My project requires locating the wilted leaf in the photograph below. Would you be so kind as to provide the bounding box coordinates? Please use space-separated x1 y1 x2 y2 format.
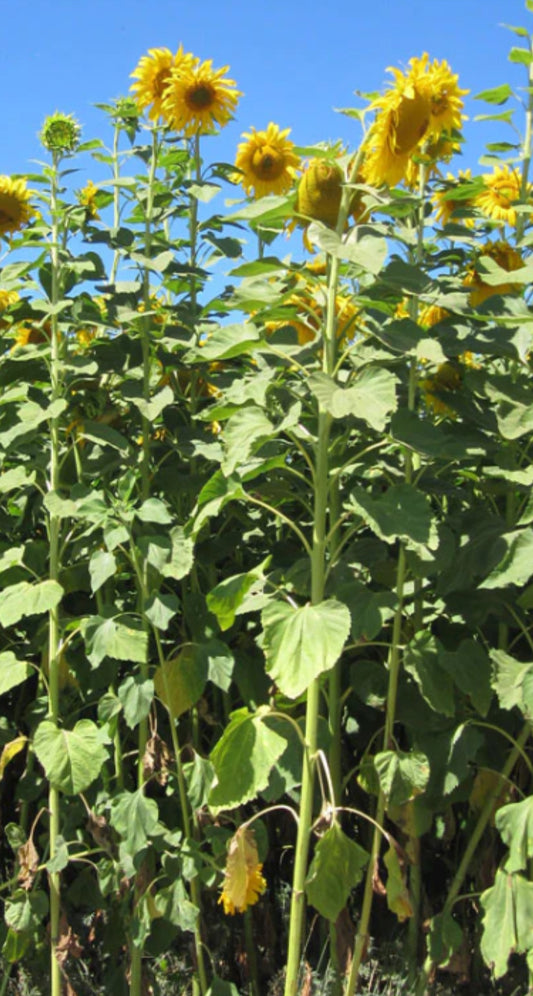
305 824 368 921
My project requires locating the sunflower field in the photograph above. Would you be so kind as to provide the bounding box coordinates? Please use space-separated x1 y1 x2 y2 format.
2 12 533 996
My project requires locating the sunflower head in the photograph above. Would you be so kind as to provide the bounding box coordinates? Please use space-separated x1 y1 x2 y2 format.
464 240 524 306
295 159 344 227
78 180 100 220
218 827 266 916
475 164 527 228
130 46 195 124
0 176 35 239
162 58 241 136
234 123 300 198
40 112 81 155
415 54 468 139
0 289 19 311
432 169 477 227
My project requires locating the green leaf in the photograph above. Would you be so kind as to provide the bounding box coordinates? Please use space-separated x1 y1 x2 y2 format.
309 367 397 431
427 912 464 968
307 226 387 275
261 599 351 699
335 579 397 641
162 526 194 580
117 676 154 729
110 789 159 857
154 647 208 718
496 798 533 874
474 83 513 104
404 632 455 716
221 406 274 476
46 835 70 873
439 640 492 716
88 549 116 593
305 824 368 921
83 615 148 667
481 528 533 589
0 580 63 627
187 324 261 362
33 719 108 794
0 653 31 695
207 559 270 630
373 750 430 807
490 648 533 717
348 484 434 546
4 889 48 932
184 752 216 809
206 979 240 996
509 46 533 64
155 878 198 931
136 497 173 524
202 640 234 691
481 869 533 978
145 592 179 631
3 927 31 964
209 708 287 814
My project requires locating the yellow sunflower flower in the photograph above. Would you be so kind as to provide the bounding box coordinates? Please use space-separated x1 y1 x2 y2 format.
475 164 527 228
416 54 468 139
218 827 266 916
0 176 34 238
362 54 466 189
432 169 476 227
421 360 462 417
79 180 100 220
130 46 195 123
234 123 300 198
419 303 450 328
464 240 524 306
162 58 241 136
0 289 19 311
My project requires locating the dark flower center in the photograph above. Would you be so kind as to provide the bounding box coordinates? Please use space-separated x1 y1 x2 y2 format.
187 83 215 109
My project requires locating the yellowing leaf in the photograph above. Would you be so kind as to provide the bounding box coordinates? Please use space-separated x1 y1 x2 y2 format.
0 737 28 780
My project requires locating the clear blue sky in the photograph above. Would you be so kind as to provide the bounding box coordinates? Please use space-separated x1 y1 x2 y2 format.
1 0 531 181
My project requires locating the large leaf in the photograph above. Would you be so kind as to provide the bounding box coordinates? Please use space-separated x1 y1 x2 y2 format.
0 653 31 696
261 599 351 699
88 550 116 593
481 869 533 978
109 789 159 857
207 559 270 630
154 647 208 718
495 798 533 873
403 632 455 716
0 580 63 627
33 720 108 794
348 484 434 546
490 648 533 717
221 406 274 476
373 750 430 807
83 615 148 668
481 527 533 589
305 824 368 921
209 708 288 814
439 640 492 716
186 323 261 362
309 367 397 431
117 676 154 729
427 912 464 968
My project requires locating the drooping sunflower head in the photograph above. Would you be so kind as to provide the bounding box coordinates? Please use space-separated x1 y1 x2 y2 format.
464 239 524 306
40 112 81 155
234 123 300 198
0 176 35 239
295 159 344 228
362 68 431 187
415 54 468 139
130 46 195 123
475 164 527 228
218 827 266 916
162 58 241 136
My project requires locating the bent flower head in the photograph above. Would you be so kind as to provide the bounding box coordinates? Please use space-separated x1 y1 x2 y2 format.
219 826 266 915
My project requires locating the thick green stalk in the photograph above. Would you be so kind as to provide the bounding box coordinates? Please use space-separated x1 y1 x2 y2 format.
130 126 158 996
516 33 533 247
110 120 121 285
47 150 64 996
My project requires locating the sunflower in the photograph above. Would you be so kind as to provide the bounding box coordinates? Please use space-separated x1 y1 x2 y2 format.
162 58 241 136
416 54 468 139
79 180 100 220
265 271 362 346
219 827 266 916
0 176 34 238
234 123 300 198
130 46 195 123
432 169 477 227
40 112 81 155
362 54 466 189
464 240 524 306
0 289 19 311
475 164 526 228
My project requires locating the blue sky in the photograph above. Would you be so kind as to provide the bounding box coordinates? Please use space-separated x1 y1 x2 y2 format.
2 0 531 179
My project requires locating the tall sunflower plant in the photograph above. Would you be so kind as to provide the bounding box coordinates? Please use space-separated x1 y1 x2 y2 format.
1 18 533 996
